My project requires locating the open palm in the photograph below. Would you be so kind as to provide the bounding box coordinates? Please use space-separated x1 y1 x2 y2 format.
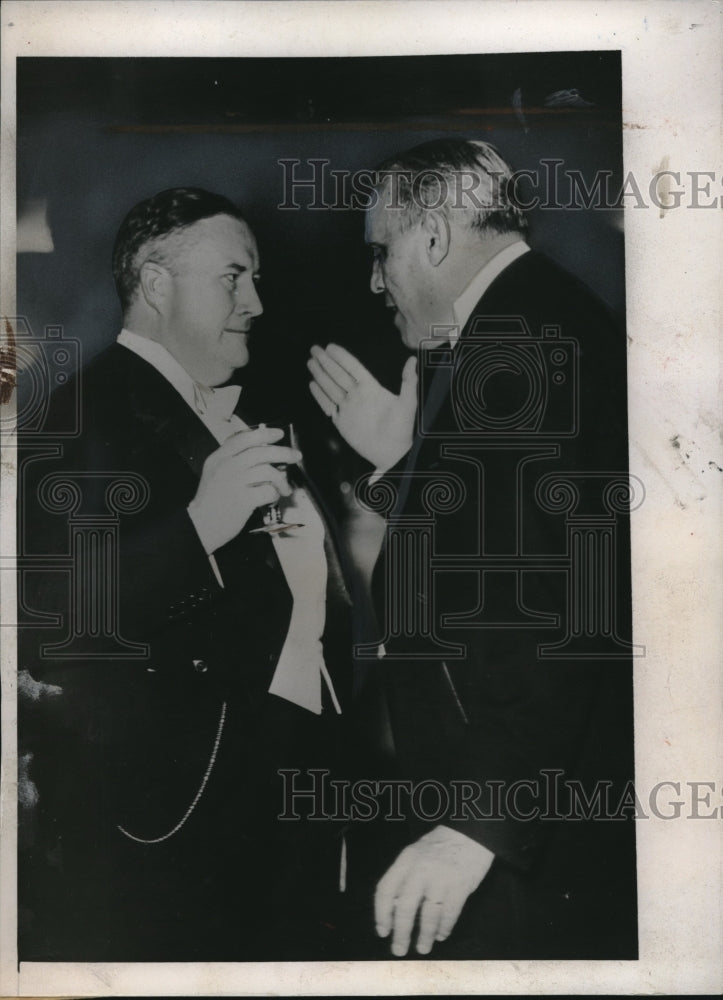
308 343 418 470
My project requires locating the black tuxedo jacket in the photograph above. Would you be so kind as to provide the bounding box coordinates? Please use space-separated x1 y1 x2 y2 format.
371 251 637 958
18 343 351 960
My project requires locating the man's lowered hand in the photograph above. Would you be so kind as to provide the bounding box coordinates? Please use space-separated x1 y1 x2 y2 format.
374 825 494 957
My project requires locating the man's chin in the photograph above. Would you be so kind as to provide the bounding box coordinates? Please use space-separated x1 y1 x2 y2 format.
222 333 250 369
229 351 250 373
394 313 411 346
398 322 423 351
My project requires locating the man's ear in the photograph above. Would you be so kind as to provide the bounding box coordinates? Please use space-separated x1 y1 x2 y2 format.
138 261 171 313
421 211 451 266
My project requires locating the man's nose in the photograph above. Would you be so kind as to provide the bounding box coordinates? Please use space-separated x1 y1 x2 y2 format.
370 258 385 295
238 282 263 317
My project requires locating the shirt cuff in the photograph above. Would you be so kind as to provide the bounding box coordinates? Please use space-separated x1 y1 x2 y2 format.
207 553 224 588
187 503 225 588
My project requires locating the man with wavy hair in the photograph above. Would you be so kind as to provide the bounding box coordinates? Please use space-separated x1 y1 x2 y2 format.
19 188 350 961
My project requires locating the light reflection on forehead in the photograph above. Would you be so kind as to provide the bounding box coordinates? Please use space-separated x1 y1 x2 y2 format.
172 215 259 273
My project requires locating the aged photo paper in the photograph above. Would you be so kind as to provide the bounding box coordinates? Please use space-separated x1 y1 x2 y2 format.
1 1 721 996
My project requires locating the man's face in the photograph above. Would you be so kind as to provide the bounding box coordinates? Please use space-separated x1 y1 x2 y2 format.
160 214 263 385
365 198 444 350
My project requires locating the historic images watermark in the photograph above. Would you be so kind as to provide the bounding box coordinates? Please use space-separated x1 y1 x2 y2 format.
277 158 723 212
4 317 151 659
353 323 644 663
279 769 723 823
274 158 654 666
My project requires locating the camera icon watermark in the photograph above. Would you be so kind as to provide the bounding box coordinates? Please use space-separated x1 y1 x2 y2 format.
417 317 579 439
1 317 81 439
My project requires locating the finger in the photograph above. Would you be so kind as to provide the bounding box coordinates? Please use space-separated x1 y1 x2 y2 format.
308 346 357 393
243 464 292 495
415 895 445 955
308 379 338 420
389 875 425 957
435 887 470 942
237 444 301 468
374 850 414 936
323 343 374 384
248 482 281 509
213 425 285 458
307 357 348 406
217 445 300 476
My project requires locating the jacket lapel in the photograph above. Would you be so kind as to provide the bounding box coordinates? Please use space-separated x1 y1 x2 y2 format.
118 343 283 567
119 345 220 479
395 253 537 515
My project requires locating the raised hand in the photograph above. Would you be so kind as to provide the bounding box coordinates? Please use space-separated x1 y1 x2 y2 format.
308 343 417 470
188 425 301 554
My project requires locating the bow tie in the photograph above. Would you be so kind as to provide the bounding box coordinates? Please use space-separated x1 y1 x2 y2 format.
192 381 242 423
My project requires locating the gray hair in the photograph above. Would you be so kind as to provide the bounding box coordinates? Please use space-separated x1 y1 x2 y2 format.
373 137 527 237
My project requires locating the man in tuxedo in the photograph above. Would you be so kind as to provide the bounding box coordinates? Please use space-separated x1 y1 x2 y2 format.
19 188 350 961
308 139 637 959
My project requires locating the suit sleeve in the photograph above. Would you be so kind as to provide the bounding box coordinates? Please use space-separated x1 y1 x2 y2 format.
22 394 236 654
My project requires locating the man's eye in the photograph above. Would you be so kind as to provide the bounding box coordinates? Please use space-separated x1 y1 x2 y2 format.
224 273 240 287
372 247 386 263
252 273 261 285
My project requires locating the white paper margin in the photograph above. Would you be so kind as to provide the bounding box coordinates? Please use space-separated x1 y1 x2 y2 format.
1 1 721 995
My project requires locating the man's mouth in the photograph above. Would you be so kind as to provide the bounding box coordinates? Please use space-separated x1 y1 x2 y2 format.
385 301 401 323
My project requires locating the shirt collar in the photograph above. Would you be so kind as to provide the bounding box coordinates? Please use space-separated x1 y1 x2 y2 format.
117 328 241 417
450 241 530 347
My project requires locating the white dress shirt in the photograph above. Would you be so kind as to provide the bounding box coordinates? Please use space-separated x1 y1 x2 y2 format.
450 240 530 347
117 329 340 715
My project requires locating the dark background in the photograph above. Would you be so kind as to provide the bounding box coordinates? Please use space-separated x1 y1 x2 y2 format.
17 53 625 501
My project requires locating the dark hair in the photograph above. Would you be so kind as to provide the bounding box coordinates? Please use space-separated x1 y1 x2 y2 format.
374 137 527 238
112 187 247 312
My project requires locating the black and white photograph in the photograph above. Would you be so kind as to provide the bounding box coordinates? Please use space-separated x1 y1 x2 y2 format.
1 1 720 996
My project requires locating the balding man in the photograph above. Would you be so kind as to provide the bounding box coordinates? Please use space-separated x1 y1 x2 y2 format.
309 139 636 960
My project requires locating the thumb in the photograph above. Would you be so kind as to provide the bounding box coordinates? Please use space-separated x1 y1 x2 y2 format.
399 355 418 407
